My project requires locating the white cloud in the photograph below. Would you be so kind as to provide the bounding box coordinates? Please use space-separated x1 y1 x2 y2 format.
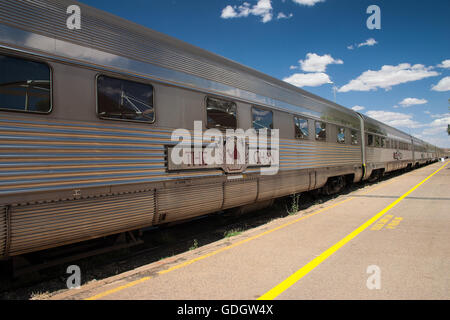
358 38 377 48
422 117 450 135
365 110 422 129
398 98 428 107
251 0 273 22
283 72 332 87
298 53 343 72
277 12 293 19
289 65 298 70
429 116 450 128
292 0 325 6
220 0 273 23
437 59 450 69
430 112 450 119
221 5 240 19
418 113 450 147
347 38 377 50
352 106 365 111
431 76 450 92
339 63 439 92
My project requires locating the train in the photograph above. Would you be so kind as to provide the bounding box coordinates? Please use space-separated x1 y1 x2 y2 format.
0 0 447 260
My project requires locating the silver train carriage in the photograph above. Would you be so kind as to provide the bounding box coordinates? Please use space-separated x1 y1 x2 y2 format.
0 0 443 259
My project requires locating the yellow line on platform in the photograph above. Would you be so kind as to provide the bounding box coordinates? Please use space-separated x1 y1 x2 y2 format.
85 276 151 300
85 163 444 300
258 161 448 300
84 197 354 300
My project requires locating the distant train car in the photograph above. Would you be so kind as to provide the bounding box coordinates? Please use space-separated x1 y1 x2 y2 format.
0 0 440 260
358 114 415 181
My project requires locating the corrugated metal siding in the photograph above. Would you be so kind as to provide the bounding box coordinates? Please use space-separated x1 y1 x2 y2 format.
0 117 364 197
8 191 155 256
278 140 361 170
157 183 223 223
0 206 6 257
366 148 413 164
258 172 310 201
0 117 223 196
223 179 257 209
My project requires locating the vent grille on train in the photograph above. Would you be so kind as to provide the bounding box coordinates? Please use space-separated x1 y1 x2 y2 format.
0 206 6 258
8 192 155 256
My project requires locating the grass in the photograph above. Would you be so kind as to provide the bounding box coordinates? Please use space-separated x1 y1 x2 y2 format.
286 193 301 215
223 228 242 238
189 239 199 251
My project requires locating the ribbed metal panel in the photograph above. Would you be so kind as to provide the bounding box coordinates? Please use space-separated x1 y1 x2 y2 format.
278 140 362 170
0 206 6 257
8 192 155 256
258 172 310 201
157 183 223 223
366 148 413 164
0 116 223 196
0 117 365 197
223 180 257 209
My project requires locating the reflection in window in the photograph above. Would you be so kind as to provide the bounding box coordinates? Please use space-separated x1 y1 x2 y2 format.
368 134 374 146
351 130 358 145
206 97 237 130
315 121 326 141
97 75 154 123
252 107 273 130
374 136 380 147
337 127 345 144
0 55 51 113
381 137 386 148
294 116 309 139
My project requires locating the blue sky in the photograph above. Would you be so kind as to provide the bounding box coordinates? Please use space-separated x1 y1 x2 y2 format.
79 0 450 147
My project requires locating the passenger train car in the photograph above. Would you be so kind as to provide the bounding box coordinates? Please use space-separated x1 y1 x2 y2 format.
0 0 445 260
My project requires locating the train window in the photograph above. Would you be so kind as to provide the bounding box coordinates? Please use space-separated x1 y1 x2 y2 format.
351 130 358 145
252 107 273 130
386 139 391 149
374 136 381 147
206 96 237 130
294 116 309 139
368 134 374 146
381 137 386 148
315 121 326 141
0 55 51 113
97 75 154 123
337 127 345 144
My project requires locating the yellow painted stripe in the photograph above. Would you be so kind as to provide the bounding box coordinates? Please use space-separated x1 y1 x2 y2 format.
84 277 152 300
258 161 448 300
84 163 439 300
85 197 354 300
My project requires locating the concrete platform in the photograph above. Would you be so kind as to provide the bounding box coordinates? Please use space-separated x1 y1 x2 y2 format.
52 161 450 300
